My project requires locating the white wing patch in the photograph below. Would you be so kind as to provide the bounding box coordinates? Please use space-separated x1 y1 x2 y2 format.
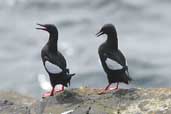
105 58 123 70
45 61 62 74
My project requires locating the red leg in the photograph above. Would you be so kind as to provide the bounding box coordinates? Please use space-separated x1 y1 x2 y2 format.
104 84 111 90
108 82 119 90
50 87 55 96
42 85 65 98
98 84 111 95
61 85 64 91
98 83 119 95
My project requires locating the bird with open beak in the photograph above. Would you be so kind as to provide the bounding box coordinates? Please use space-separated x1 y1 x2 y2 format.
36 23 75 98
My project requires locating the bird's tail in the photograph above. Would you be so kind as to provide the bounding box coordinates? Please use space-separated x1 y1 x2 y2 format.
68 73 76 77
65 68 76 77
38 74 51 91
67 73 76 86
124 68 132 84
126 70 132 81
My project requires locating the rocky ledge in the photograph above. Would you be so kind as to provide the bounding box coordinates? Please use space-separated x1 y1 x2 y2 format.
0 88 171 114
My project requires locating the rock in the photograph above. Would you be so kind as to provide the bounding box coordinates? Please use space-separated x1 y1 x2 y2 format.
0 91 35 114
1 88 171 114
36 88 171 114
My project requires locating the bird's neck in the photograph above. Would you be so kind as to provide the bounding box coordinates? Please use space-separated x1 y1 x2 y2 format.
106 33 118 50
48 34 58 52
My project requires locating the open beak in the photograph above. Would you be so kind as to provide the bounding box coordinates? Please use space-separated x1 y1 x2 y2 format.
96 30 104 37
36 23 47 31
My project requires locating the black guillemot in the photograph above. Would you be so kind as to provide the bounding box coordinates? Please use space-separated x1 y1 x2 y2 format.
96 24 132 94
36 24 75 98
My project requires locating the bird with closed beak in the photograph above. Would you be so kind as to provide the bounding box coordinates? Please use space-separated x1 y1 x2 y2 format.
96 24 131 94
36 24 75 98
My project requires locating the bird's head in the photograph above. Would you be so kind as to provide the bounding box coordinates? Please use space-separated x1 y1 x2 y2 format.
96 24 117 37
36 24 58 35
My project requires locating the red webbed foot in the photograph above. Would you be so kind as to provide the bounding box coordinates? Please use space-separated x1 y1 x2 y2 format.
42 91 53 98
98 83 119 95
42 86 65 98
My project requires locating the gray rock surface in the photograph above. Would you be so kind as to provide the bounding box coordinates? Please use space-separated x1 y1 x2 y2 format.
0 91 35 114
0 88 171 114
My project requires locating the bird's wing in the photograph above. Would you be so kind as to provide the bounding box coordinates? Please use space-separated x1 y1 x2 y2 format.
45 61 63 74
107 50 127 65
57 52 67 69
105 58 123 70
103 50 127 70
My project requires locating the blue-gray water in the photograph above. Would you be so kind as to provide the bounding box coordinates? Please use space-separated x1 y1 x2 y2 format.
0 0 171 98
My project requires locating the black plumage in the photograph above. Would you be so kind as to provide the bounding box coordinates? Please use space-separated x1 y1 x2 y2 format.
96 24 131 94
36 24 75 97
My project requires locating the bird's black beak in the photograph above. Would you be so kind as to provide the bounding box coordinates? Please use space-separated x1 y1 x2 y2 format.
36 23 47 31
96 30 104 37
